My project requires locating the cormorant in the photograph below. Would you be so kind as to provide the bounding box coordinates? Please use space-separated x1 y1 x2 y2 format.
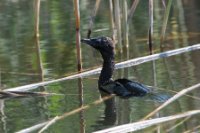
81 36 150 98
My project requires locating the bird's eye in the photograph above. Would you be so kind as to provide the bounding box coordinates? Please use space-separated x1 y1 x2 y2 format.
102 38 107 43
97 39 102 44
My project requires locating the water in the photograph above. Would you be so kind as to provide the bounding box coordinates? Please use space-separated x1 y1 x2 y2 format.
0 0 200 133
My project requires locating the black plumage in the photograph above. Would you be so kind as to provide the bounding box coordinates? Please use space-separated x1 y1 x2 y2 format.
81 36 150 98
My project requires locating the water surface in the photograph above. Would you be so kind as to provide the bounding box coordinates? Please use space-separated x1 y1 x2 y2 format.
0 0 200 132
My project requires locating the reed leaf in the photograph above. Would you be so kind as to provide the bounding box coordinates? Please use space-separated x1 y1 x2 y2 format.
166 117 190 132
93 110 200 133
184 124 200 133
16 95 114 133
160 0 173 47
143 83 200 120
0 91 63 98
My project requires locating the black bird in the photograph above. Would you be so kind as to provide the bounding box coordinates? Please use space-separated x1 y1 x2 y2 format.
81 36 150 98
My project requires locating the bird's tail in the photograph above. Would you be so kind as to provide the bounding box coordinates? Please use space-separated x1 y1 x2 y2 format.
145 86 171 103
147 92 171 103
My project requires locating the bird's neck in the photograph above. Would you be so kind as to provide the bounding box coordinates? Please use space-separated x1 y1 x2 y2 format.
99 57 115 86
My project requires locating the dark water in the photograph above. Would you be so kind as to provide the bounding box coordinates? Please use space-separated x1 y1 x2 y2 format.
0 0 200 133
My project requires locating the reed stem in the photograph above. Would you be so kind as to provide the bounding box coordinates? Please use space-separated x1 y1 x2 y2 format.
34 0 43 81
148 0 154 54
73 2 85 133
73 0 82 72
34 0 41 37
113 0 122 53
109 0 116 40
122 0 129 49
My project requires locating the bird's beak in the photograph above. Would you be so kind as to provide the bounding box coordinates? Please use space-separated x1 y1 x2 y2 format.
81 38 93 45
81 38 99 48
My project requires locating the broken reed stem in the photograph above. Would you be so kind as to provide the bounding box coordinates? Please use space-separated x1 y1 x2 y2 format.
148 0 153 54
87 0 101 38
109 0 116 40
127 0 140 24
35 27 44 80
162 0 166 9
17 95 115 133
122 0 129 49
4 43 200 92
113 0 122 53
0 91 63 99
0 91 20 97
34 0 41 37
34 0 43 79
142 83 200 120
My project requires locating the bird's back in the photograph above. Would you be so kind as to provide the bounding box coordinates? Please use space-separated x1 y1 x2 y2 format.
115 79 151 96
100 79 151 98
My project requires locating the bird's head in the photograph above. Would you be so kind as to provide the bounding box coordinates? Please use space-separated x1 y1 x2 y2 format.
81 36 115 60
